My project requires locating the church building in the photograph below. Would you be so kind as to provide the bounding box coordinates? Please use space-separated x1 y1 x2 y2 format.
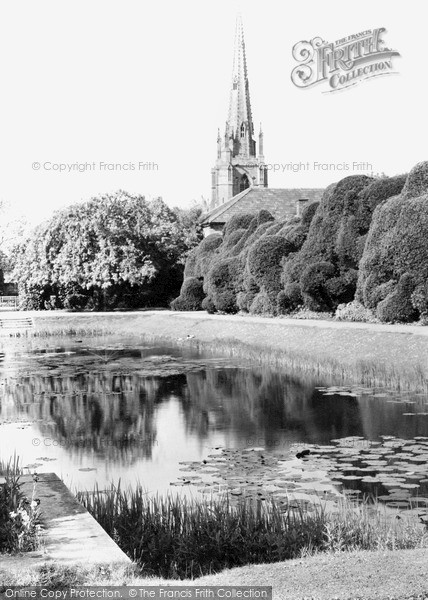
202 16 324 236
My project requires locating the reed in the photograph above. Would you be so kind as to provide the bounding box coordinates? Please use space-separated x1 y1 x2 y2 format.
78 485 428 579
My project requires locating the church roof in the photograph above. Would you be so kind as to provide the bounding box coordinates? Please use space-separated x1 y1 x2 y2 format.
202 187 324 226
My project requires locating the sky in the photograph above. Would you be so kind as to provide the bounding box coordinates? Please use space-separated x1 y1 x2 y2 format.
0 0 427 226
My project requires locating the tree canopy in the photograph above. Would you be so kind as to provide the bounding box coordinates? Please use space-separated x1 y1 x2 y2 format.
14 191 203 310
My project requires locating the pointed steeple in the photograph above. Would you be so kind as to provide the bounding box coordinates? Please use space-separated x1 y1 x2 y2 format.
227 15 255 157
210 15 267 210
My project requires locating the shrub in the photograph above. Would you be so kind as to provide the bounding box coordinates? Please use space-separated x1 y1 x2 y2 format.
356 174 407 233
201 296 216 314
402 161 428 200
301 201 319 227
335 301 376 323
205 257 244 313
357 162 428 322
223 214 254 238
64 293 88 311
171 277 205 311
249 290 275 315
0 459 41 553
236 291 256 313
300 261 336 311
376 273 418 323
246 235 294 299
411 282 428 317
276 283 303 314
221 229 247 252
256 210 275 226
184 234 222 278
282 176 375 312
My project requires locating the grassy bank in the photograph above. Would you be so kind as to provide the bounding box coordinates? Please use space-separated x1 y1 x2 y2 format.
1 310 427 391
76 484 428 580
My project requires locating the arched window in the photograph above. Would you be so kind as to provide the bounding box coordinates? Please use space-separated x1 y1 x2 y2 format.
240 123 246 138
239 174 250 192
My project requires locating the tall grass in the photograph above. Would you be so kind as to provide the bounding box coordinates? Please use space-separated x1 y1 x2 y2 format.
140 333 428 392
78 485 428 579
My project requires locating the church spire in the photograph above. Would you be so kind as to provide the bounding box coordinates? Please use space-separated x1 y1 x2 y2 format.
210 15 267 210
227 15 255 156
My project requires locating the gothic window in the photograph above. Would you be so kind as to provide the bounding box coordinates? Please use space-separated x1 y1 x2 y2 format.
240 175 250 192
240 123 246 138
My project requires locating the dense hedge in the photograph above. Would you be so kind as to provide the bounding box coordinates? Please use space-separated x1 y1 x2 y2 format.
172 165 427 323
357 162 428 322
184 234 223 279
171 277 205 311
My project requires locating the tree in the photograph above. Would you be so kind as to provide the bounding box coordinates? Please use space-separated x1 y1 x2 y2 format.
13 191 193 310
0 200 29 288
172 200 206 262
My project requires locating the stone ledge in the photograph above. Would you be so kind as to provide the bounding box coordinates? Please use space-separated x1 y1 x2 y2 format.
0 473 130 568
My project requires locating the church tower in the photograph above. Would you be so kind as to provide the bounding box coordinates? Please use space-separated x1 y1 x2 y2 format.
211 15 267 208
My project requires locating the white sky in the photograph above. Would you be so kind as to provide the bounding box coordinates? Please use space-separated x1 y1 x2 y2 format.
0 0 427 225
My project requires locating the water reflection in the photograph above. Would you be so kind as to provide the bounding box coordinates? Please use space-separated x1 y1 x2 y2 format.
0 337 427 495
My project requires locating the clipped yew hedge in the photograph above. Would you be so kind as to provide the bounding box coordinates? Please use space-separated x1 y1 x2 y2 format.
357 162 428 322
172 165 426 323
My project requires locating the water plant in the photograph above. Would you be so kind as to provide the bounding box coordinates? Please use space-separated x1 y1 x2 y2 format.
0 456 42 553
78 484 428 579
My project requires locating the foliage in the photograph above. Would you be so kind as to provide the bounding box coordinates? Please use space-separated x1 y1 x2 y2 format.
171 201 205 262
376 273 418 323
172 167 418 321
184 234 222 279
0 457 41 553
78 485 428 580
223 213 254 238
357 162 428 322
170 277 205 311
335 301 377 323
246 235 294 304
0 200 29 280
204 257 244 313
13 192 194 310
277 283 303 314
249 290 276 315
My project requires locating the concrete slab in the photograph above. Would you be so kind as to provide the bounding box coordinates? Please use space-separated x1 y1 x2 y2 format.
0 473 131 568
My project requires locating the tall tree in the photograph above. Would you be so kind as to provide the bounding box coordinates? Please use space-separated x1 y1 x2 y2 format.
14 191 194 310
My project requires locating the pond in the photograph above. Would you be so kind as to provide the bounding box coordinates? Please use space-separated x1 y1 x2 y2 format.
1 335 428 514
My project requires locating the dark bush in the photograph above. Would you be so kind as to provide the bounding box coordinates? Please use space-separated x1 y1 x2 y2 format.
301 201 319 227
282 176 378 311
223 214 254 238
276 283 303 314
402 161 428 199
249 290 275 315
247 235 295 299
300 262 336 311
221 229 247 252
357 162 428 322
184 234 222 278
355 174 407 233
256 210 275 226
376 273 418 323
205 257 244 313
411 282 428 317
171 277 205 311
201 296 216 314
64 293 88 311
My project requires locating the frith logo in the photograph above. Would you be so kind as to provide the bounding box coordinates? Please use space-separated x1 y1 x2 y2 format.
291 28 400 92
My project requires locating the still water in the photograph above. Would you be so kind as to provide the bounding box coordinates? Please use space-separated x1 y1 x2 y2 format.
1 335 428 507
